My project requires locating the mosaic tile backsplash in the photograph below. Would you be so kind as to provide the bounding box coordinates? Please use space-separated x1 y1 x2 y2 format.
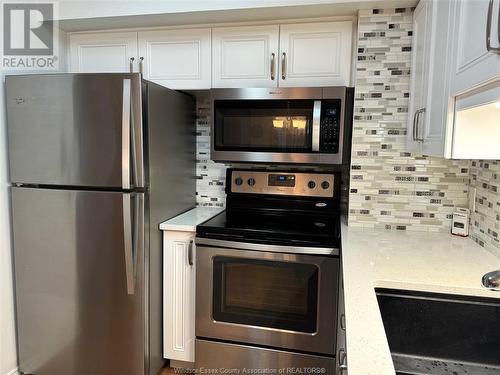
348 7 470 232
195 94 227 208
469 160 500 257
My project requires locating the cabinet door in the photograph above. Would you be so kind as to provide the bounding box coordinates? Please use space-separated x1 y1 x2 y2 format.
451 0 500 95
278 21 353 87
69 32 138 73
212 25 279 88
421 0 455 156
163 231 195 363
138 29 211 90
407 0 431 153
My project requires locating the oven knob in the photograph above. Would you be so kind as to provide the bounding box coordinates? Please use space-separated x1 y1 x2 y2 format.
308 181 316 189
321 181 330 189
248 178 256 186
235 177 243 186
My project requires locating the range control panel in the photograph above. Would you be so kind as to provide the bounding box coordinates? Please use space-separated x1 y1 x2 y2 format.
230 170 335 198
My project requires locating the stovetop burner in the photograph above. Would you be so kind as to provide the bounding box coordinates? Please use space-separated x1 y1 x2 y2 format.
196 169 341 249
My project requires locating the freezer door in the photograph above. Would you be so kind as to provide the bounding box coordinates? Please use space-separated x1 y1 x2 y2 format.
12 187 146 375
6 73 145 188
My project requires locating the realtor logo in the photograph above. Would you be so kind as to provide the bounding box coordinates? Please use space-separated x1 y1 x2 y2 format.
2 2 58 69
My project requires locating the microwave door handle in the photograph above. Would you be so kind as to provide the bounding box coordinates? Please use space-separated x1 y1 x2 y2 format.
312 100 321 152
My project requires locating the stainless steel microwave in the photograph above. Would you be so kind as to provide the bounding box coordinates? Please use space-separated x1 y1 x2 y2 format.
211 87 354 165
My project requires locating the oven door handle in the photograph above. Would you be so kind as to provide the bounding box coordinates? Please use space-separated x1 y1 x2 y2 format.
195 237 339 256
312 100 322 152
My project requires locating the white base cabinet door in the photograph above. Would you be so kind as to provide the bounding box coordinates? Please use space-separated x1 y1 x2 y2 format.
212 25 280 88
163 230 195 363
69 32 138 73
138 29 211 89
278 21 353 87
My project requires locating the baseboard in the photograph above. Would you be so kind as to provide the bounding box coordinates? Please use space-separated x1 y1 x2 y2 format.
5 368 19 375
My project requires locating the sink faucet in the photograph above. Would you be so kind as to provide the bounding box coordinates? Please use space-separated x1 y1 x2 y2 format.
482 271 500 291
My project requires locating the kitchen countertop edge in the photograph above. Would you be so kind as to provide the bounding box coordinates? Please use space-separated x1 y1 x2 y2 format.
159 207 223 232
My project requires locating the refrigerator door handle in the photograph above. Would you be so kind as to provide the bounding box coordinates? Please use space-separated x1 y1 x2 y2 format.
123 193 135 295
130 79 145 189
122 79 132 190
133 192 144 285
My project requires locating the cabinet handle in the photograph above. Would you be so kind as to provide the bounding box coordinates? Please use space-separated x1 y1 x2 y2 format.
129 57 135 73
412 110 419 142
486 0 500 53
281 52 287 80
416 108 426 142
270 53 276 80
139 57 144 75
188 240 194 266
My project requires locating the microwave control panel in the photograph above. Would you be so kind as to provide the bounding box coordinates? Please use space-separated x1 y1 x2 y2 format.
320 99 341 153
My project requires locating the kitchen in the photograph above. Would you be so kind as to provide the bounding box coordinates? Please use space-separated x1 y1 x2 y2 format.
1 1 500 375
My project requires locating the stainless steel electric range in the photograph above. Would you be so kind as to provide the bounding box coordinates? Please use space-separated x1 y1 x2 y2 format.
195 168 344 373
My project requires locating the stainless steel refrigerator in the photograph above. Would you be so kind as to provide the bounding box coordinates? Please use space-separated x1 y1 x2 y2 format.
6 73 196 375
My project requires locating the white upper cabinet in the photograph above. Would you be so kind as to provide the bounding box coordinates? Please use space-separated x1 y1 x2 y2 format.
450 0 500 95
407 0 500 159
407 0 457 157
138 28 211 89
278 21 352 87
69 32 138 73
407 0 431 153
68 20 354 89
212 21 353 88
212 25 280 88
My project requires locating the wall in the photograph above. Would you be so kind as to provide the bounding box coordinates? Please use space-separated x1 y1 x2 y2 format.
469 160 500 257
347 7 470 232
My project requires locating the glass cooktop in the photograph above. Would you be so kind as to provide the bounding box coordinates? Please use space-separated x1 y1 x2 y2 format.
196 210 340 249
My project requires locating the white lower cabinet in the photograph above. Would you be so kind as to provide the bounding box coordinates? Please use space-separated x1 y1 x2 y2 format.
163 230 196 363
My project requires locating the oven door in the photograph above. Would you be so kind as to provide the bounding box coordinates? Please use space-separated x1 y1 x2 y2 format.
196 245 339 355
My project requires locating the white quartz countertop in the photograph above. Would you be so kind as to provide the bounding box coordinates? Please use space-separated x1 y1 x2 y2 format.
159 207 223 232
341 218 500 375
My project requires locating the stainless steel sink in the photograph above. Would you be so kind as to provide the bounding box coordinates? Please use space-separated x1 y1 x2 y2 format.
376 288 500 375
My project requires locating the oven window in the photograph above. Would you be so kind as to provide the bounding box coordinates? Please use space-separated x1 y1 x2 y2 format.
212 257 319 333
214 100 314 152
